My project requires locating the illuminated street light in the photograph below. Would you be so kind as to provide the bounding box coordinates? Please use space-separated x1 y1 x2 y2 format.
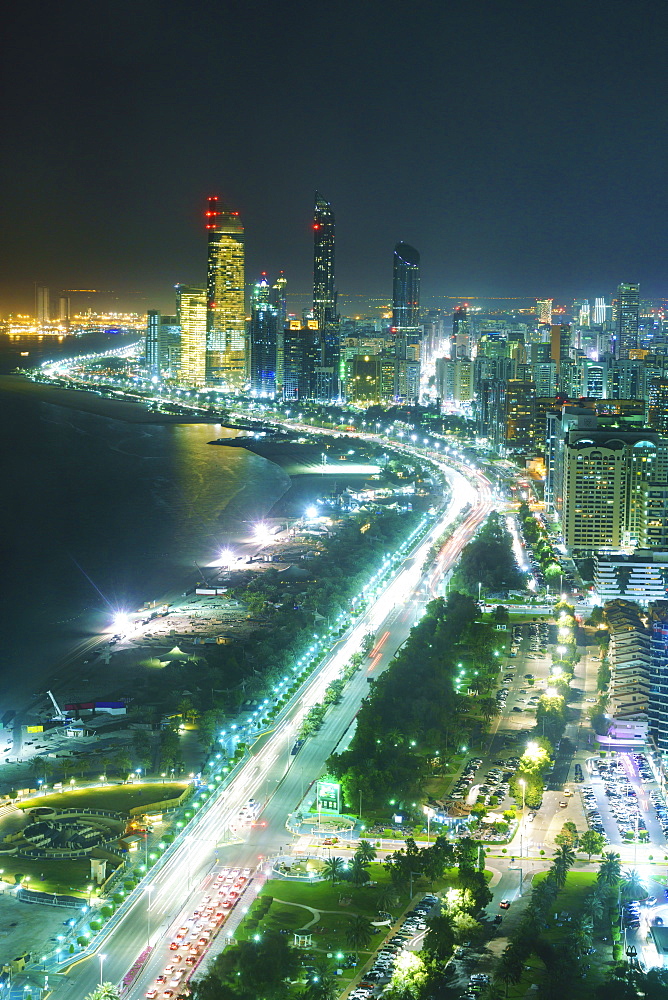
254 523 272 544
112 611 130 633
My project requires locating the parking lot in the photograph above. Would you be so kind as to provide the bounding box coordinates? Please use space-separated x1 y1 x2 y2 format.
581 752 666 849
349 894 438 1000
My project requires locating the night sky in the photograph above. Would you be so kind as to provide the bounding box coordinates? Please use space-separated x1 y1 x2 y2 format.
3 0 668 314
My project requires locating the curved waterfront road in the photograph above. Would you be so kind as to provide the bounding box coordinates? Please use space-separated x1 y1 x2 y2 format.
46 450 493 1000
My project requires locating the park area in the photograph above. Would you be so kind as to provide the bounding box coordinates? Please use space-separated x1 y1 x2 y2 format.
17 781 189 813
232 862 467 988
0 782 190 896
511 870 613 997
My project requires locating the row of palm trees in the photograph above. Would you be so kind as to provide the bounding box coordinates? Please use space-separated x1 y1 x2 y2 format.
321 839 378 888
495 849 626 998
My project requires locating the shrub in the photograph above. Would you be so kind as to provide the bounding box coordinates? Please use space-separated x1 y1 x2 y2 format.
100 906 113 918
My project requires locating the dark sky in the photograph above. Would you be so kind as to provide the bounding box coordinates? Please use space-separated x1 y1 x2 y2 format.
3 0 668 314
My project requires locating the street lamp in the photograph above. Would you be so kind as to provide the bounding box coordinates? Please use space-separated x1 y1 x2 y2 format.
98 952 106 986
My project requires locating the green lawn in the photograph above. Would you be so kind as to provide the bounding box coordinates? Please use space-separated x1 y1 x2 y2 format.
18 782 189 814
0 855 99 897
232 861 482 991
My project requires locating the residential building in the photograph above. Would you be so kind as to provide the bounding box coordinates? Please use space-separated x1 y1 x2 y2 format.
536 298 553 326
594 551 668 606
176 285 207 385
605 600 650 721
146 309 160 377
648 602 668 755
277 320 320 400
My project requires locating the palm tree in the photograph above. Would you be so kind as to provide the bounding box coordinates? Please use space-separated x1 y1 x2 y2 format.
479 698 499 725
348 855 370 887
620 868 646 902
303 960 338 1000
528 878 559 921
346 915 373 958
356 839 377 865
551 843 575 888
375 885 399 915
322 856 346 884
597 851 622 888
582 892 604 925
85 986 121 1000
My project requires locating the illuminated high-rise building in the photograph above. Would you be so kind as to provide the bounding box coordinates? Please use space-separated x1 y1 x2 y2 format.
146 309 161 377
249 273 282 396
392 242 421 335
593 297 607 325
312 193 340 398
277 320 320 400
176 284 207 385
536 298 553 325
451 304 470 358
205 195 245 387
616 281 640 359
313 192 336 328
271 271 288 330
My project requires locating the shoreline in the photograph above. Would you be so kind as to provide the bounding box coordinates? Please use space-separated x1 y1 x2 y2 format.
0 374 217 424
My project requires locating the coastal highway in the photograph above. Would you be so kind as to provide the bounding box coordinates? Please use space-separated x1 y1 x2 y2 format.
47 457 493 999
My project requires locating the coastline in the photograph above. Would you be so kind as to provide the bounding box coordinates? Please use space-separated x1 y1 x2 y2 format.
0 374 216 424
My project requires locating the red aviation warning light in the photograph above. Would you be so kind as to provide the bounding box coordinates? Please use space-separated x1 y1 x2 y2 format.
206 195 222 229
313 223 320 230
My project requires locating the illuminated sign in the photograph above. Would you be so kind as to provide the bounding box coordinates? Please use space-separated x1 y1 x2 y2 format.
316 780 341 813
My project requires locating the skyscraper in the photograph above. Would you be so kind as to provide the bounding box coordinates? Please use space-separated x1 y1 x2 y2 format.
593 297 607 325
313 192 336 328
58 295 70 324
146 309 161 377
451 304 470 359
176 285 207 385
616 281 640 359
392 242 421 337
536 298 553 326
312 193 340 398
35 285 50 323
205 195 245 387
249 273 281 396
278 320 320 400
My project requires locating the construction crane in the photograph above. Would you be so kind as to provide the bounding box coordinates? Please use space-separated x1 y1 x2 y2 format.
46 690 69 723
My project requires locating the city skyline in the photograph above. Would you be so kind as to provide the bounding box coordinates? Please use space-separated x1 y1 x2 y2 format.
4 0 668 313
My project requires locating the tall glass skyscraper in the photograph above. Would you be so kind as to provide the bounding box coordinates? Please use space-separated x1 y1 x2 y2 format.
616 281 640 359
313 192 336 328
391 242 421 364
249 273 283 396
392 243 420 331
205 195 245 387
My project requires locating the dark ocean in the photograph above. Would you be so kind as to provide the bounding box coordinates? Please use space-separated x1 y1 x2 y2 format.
0 334 290 708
